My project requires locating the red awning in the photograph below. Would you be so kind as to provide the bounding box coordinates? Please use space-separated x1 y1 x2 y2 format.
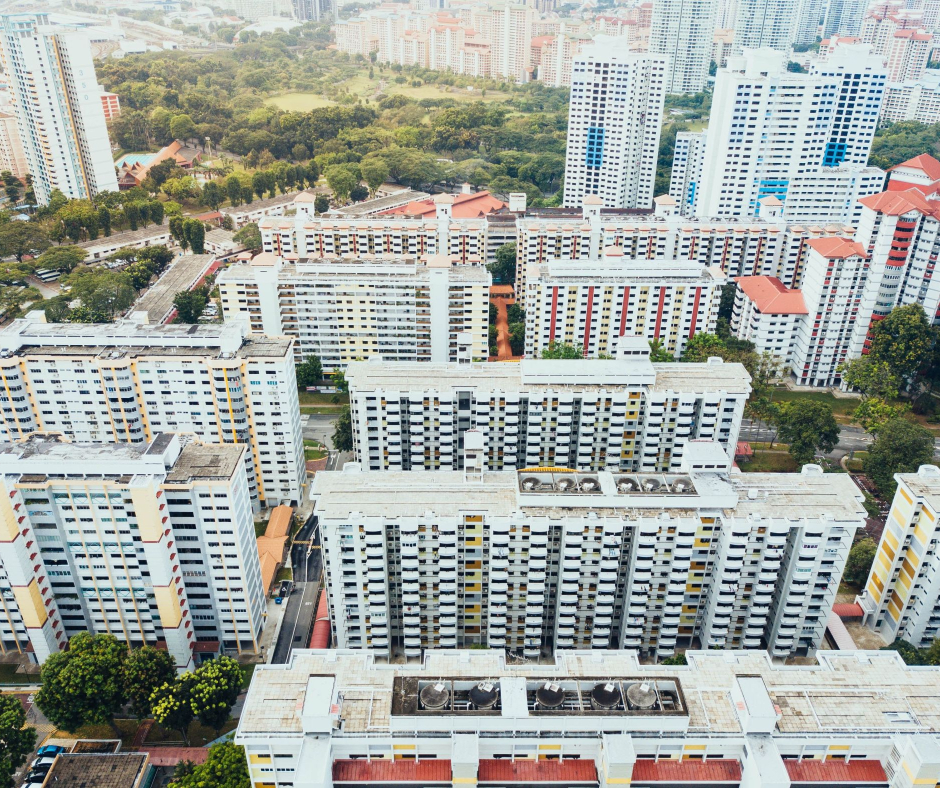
632 758 742 783
478 759 598 783
832 602 864 618
192 640 220 653
333 759 452 783
785 759 888 784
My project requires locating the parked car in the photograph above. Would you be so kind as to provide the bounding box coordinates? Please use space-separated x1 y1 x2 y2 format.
36 745 65 757
29 756 55 769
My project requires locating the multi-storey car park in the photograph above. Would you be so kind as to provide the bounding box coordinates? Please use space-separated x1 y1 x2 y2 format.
312 441 864 662
237 648 940 788
345 342 750 473
217 253 490 370
0 314 305 509
0 433 265 668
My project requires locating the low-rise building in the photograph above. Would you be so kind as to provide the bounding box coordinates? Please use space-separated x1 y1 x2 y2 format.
41 752 149 788
0 314 305 508
237 648 940 788
524 255 725 359
346 344 750 472
220 190 316 228
882 70 940 123
78 224 173 262
313 453 862 660
0 433 265 667
730 275 808 365
217 253 490 370
131 253 217 325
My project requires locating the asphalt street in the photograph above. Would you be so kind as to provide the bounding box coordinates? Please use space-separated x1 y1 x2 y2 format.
740 419 940 457
271 514 322 663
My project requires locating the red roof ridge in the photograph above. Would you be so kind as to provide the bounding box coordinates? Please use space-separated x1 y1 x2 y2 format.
784 758 887 783
889 153 940 181
734 275 808 314
806 236 869 260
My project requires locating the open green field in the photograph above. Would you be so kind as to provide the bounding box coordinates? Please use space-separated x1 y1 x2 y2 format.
740 450 799 473
265 92 337 111
768 387 859 418
340 72 513 104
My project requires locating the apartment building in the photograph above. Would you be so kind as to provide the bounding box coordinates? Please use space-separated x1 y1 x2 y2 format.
882 70 940 124
0 14 118 204
346 345 750 473
313 445 862 660
524 256 724 359
238 649 940 788
0 110 26 179
0 315 305 508
648 0 716 94
692 46 886 218
859 464 940 649
217 253 490 370
668 131 708 216
778 166 887 226
732 0 799 52
730 276 807 366
823 0 868 37
0 433 265 668
562 38 666 210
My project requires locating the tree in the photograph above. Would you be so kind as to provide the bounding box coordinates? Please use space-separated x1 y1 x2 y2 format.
324 164 358 204
775 400 840 465
360 158 389 196
226 175 245 207
350 184 368 203
648 339 675 362
151 673 198 745
173 287 209 323
169 113 197 142
867 303 935 388
122 646 176 720
202 181 224 210
333 405 353 451
541 341 583 359
35 245 86 274
168 742 250 788
314 194 330 214
0 694 35 788
183 219 205 254
853 398 911 435
63 268 136 319
233 223 262 252
681 333 726 362
0 222 49 262
864 418 936 499
35 633 128 733
296 355 323 389
190 657 242 734
661 653 687 665
844 537 877 587
488 242 516 285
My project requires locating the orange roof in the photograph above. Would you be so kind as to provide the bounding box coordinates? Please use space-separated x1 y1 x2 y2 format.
889 153 940 180
531 35 554 46
477 759 598 783
380 191 506 219
257 505 292 591
784 758 887 783
859 187 940 217
735 276 807 314
632 758 743 782
806 237 869 259
333 759 452 782
832 602 864 617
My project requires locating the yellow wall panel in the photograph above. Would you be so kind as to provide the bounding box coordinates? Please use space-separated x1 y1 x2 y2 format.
13 580 47 628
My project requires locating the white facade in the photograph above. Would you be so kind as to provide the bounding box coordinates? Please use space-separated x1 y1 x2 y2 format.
562 38 666 210
346 350 751 473
694 46 886 218
882 71 940 124
524 257 725 359
0 434 265 668
0 14 118 204
732 0 798 52
730 275 807 365
237 649 940 788
823 0 867 37
313 455 862 660
780 165 886 225
793 0 826 45
648 0 717 94
0 315 306 508
0 111 26 180
668 131 707 216
217 253 491 370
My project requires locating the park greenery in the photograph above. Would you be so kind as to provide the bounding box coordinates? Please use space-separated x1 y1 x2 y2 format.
151 656 243 743
0 695 35 788
169 741 250 788
844 537 878 588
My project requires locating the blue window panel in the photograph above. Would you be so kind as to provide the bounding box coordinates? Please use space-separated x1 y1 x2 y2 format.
585 126 605 168
823 141 847 166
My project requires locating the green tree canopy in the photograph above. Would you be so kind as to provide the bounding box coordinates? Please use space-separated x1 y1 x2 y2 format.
190 656 242 733
488 242 516 285
233 222 262 252
169 741 250 788
296 355 323 388
844 537 878 587
63 267 136 320
333 405 353 451
360 158 389 196
0 694 35 788
324 164 359 204
35 633 128 733
173 286 210 323
34 245 86 274
122 646 176 720
867 303 934 386
541 341 583 359
864 417 936 499
775 400 840 465
0 222 50 262
648 339 675 362
681 333 726 362
151 673 198 745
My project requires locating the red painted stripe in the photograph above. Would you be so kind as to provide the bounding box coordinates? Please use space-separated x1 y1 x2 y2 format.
619 286 630 336
549 286 558 344
583 286 595 356
654 286 666 340
689 287 702 339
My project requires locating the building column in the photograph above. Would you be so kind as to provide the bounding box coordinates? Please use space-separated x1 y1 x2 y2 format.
598 733 635 786
452 733 479 787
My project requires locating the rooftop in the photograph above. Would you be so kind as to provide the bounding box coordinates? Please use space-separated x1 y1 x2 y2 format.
237 649 937 738
218 257 490 283
735 276 808 314
328 190 430 217
859 188 940 218
379 190 506 219
132 254 216 324
889 153 940 181
806 236 869 259
164 442 244 484
78 222 171 250
223 190 314 215
40 753 149 788
896 465 940 512
536 258 724 283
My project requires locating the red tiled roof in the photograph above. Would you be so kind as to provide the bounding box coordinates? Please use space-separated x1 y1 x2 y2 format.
380 191 506 219
734 276 807 314
333 759 452 783
192 640 220 653
832 602 864 618
859 188 940 218
806 237 869 259
785 758 888 784
631 758 742 783
478 759 598 783
889 153 940 181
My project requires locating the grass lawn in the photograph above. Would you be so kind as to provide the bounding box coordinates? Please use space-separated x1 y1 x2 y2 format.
144 718 237 747
301 406 345 415
768 387 859 418
299 391 348 406
264 92 336 111
276 567 293 583
240 663 257 689
304 439 327 461
53 719 139 747
339 72 513 104
740 450 800 473
254 521 266 539
0 663 38 684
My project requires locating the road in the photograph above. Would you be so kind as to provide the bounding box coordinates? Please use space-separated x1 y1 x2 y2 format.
271 514 322 664
740 419 940 457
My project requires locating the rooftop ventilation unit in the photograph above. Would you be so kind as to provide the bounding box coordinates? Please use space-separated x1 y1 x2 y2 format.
535 682 565 709
671 477 694 493
639 477 662 493
590 681 622 710
469 682 499 710
616 476 639 493
626 682 657 710
579 477 600 492
555 477 576 492
521 476 541 491
419 682 450 710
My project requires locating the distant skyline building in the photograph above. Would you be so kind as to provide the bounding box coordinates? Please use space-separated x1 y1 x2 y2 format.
0 13 117 204
562 37 665 209
822 0 868 37
649 0 717 94
732 0 798 52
